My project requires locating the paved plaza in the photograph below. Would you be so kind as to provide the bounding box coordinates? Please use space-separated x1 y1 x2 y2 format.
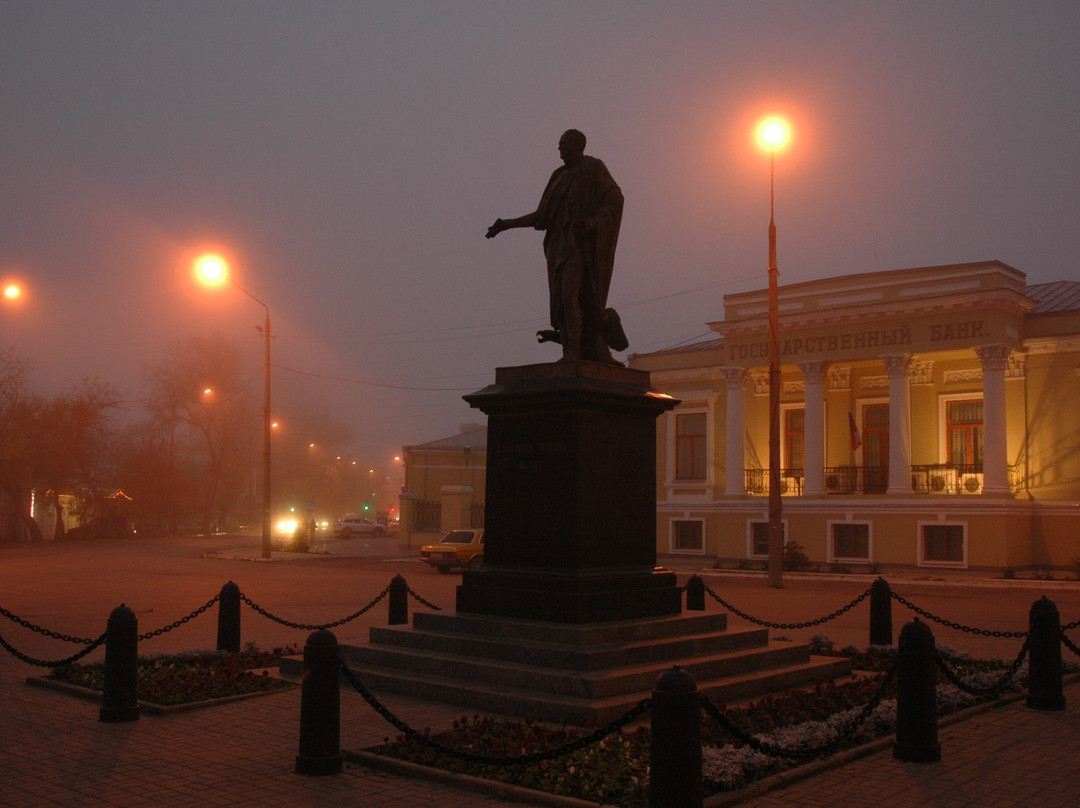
2 535 1079 807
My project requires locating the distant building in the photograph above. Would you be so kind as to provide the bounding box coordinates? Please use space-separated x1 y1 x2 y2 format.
629 261 1080 572
398 423 486 548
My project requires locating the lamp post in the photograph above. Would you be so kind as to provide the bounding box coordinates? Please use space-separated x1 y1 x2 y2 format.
194 254 273 560
757 117 791 589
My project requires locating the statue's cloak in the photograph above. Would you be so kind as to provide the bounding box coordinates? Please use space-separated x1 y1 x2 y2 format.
534 156 624 335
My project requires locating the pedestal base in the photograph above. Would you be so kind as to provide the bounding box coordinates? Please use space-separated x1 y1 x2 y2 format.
457 565 682 623
459 361 680 624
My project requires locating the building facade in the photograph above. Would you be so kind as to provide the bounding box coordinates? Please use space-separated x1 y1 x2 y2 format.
629 261 1080 572
398 423 487 549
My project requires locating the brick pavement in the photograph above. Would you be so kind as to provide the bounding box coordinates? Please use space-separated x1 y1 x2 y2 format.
2 662 1078 807
3 535 1079 807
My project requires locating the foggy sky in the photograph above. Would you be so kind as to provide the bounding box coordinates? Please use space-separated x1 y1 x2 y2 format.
2 1 1078 466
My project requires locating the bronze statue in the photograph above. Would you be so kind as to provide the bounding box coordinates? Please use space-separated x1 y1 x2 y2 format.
487 129 628 363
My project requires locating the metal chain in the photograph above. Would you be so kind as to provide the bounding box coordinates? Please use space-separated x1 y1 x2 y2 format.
890 591 1027 638
0 605 98 645
703 584 872 630
240 584 391 631
700 656 899 760
339 659 651 765
934 641 1029 696
137 594 222 641
1062 618 1080 632
1061 629 1080 658
406 586 443 611
0 632 107 668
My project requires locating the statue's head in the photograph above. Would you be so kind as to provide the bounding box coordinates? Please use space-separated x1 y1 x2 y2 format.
558 129 587 164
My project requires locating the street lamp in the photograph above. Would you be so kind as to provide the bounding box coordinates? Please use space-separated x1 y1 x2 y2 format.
194 253 273 560
756 116 791 589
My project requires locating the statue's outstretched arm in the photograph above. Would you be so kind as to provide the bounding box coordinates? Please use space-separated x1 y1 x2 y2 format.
486 211 539 239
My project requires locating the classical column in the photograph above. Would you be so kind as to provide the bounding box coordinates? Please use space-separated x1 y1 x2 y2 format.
798 361 829 496
721 367 747 495
883 354 912 495
975 344 1011 496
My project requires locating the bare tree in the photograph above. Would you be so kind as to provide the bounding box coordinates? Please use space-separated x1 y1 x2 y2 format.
0 349 120 541
145 333 255 533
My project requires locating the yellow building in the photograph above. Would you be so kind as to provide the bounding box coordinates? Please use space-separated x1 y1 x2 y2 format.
629 261 1080 573
398 423 486 549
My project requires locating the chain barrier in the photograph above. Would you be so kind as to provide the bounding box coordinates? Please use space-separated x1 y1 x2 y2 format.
0 632 107 668
240 584 391 631
702 583 872 630
934 641 1029 697
406 586 443 611
890 591 1028 639
0 605 99 645
700 655 899 760
1062 618 1080 632
338 659 651 765
1061 629 1080 659
137 594 221 641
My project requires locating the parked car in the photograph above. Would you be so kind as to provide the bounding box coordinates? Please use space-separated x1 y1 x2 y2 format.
419 529 484 573
335 515 387 537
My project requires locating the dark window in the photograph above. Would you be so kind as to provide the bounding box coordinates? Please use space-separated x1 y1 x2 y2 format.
947 399 983 467
923 524 965 563
675 413 707 480
672 520 704 552
750 521 784 556
832 523 870 559
785 408 805 470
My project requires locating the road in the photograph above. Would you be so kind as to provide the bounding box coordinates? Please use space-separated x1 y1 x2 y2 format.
2 533 1077 677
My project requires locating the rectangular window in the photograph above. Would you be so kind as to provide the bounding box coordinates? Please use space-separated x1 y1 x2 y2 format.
947 399 983 468
862 403 889 494
749 521 785 557
671 520 704 553
675 412 707 480
921 524 966 566
831 523 870 560
784 408 805 470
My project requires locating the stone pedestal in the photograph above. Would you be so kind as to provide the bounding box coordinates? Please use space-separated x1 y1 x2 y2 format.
457 361 680 623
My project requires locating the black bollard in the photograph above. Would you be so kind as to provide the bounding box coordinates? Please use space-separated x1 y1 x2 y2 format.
1026 596 1066 710
685 575 705 611
869 577 893 646
295 629 343 776
388 574 408 625
893 618 940 762
649 666 703 808
99 604 140 723
216 581 241 653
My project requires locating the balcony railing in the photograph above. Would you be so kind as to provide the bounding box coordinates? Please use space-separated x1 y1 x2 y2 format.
745 468 804 496
746 464 1023 496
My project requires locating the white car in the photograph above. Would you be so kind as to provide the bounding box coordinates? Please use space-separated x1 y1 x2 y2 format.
334 515 387 537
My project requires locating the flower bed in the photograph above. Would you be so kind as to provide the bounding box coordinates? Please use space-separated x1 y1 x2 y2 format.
369 638 1056 807
48 644 298 707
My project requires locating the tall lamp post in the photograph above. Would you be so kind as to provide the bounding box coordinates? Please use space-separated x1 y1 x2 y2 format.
757 117 791 589
194 254 273 560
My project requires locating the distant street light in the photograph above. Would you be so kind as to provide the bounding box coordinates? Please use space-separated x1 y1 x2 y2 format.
757 116 791 589
194 253 273 560
2 281 24 307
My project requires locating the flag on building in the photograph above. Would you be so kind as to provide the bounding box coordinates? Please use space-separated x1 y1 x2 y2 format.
848 410 862 450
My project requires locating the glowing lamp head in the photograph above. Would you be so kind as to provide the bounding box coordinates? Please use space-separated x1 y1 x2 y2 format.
194 254 229 287
756 117 791 152
3 283 21 301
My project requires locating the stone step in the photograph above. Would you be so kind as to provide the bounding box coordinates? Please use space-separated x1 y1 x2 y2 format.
365 620 766 672
281 654 852 727
279 608 854 726
336 639 810 700
409 609 729 645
